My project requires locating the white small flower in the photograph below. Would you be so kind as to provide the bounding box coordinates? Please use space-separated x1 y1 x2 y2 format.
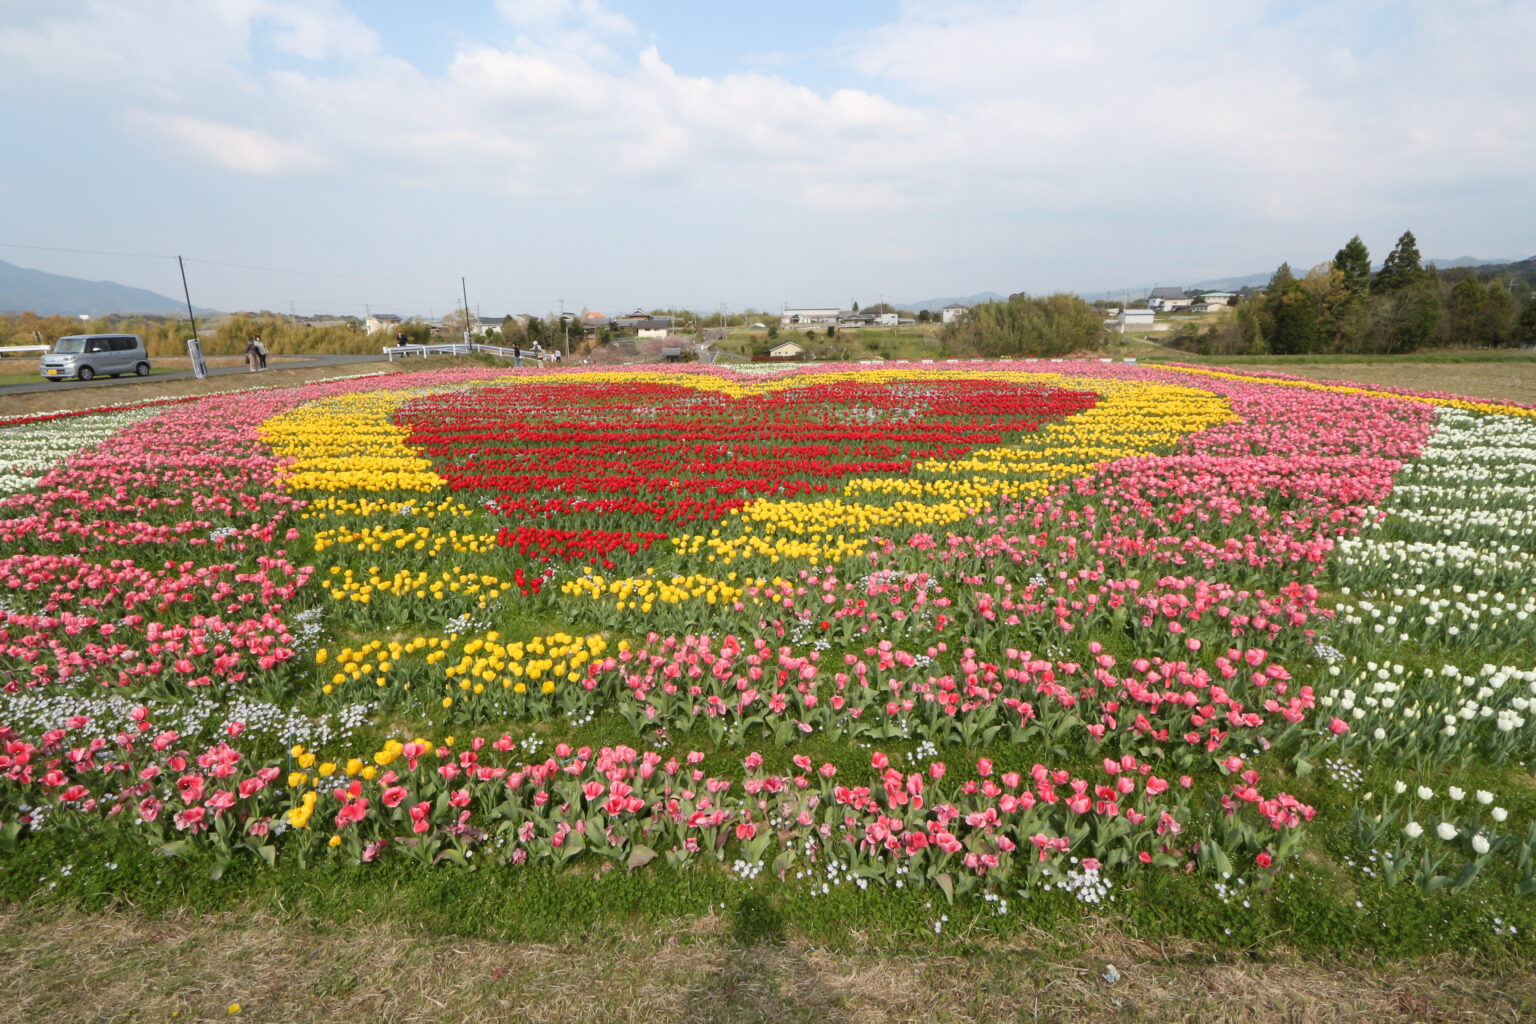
1491 807 1509 822
1417 786 1434 800
1475 790 1493 805
1448 786 1465 802
1471 834 1491 855
1436 823 1458 841
1404 821 1423 839
1393 781 1407 795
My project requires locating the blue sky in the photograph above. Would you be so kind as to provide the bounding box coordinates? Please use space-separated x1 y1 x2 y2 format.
1 0 1533 317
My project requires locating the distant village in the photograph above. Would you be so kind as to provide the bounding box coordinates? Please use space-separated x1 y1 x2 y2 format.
1101 287 1239 333
343 285 1242 365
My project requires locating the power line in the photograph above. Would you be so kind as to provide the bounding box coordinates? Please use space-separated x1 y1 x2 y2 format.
0 241 172 261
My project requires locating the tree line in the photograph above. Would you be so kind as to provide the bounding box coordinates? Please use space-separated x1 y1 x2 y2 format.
1185 232 1536 356
0 311 376 358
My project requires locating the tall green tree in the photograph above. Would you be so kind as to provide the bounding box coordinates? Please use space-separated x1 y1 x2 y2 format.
1374 230 1424 293
1236 301 1266 354
1477 284 1516 347
1272 287 1322 354
1371 280 1442 352
1334 235 1372 298
1513 298 1536 348
1445 277 1486 346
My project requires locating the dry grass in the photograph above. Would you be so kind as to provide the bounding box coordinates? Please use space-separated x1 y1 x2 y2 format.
1 905 1532 1024
1207 361 1536 406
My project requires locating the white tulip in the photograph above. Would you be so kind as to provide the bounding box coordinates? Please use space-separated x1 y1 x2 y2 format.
1492 807 1508 822
1471 834 1490 855
1475 790 1493 805
1436 823 1458 841
1447 786 1465 802
1404 821 1423 839
1417 786 1434 800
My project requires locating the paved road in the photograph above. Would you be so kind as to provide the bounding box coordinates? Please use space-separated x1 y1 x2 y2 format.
0 353 389 397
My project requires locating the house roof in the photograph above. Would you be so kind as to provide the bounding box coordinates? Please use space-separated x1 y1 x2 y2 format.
1149 287 1187 299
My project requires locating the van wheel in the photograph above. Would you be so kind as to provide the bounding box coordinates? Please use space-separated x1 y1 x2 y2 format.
135 362 150 377
77 366 95 381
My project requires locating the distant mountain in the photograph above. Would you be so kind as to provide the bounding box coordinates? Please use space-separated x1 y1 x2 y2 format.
1424 255 1523 270
1080 256 1525 301
0 258 202 316
895 291 1006 312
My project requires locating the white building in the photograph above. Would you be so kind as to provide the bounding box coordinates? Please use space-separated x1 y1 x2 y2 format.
780 308 841 328
1108 308 1157 334
941 305 968 324
1147 287 1190 312
364 313 402 335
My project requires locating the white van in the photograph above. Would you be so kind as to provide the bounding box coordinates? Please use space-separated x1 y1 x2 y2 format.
40 334 151 382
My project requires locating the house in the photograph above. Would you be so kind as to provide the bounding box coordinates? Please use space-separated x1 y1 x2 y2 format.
364 313 402 335
1198 291 1236 306
781 308 841 328
637 327 669 339
941 305 968 324
1146 287 1191 312
474 317 504 337
768 340 807 359
615 308 678 331
1108 308 1157 334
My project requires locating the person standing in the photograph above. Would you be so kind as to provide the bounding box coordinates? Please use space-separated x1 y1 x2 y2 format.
254 335 268 370
245 336 259 372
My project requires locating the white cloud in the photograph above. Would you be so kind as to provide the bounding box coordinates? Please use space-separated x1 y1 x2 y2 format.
132 112 329 175
2 0 1534 306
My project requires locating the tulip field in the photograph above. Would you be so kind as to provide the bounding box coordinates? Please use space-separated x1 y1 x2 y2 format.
2 359 1534 964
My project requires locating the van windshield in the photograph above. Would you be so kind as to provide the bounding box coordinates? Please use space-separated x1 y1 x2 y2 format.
52 338 86 354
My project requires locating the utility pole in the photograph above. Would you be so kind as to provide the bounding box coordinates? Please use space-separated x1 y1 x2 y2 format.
461 277 472 346
177 256 208 380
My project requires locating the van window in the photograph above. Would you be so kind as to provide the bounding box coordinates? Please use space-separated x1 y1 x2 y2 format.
110 337 136 351
53 338 86 354
86 339 107 353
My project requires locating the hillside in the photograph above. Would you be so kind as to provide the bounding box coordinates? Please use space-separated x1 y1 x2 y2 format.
0 258 199 316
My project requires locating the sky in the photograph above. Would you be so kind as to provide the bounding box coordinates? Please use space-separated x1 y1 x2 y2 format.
1 0 1533 317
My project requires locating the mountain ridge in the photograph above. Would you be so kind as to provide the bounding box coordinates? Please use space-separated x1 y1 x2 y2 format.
0 258 208 317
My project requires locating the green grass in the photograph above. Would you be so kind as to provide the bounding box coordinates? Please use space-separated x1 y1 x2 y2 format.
0 366 177 386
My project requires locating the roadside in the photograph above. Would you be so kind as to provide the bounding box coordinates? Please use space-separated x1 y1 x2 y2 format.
0 352 388 400
0 356 402 418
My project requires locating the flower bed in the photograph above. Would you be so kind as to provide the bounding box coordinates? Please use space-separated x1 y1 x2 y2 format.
1 361 1532 948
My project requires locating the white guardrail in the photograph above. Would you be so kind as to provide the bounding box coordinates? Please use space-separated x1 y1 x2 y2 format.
382 342 552 363
0 345 51 355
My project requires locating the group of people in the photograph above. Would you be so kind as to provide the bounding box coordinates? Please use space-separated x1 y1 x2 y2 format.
244 335 268 371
